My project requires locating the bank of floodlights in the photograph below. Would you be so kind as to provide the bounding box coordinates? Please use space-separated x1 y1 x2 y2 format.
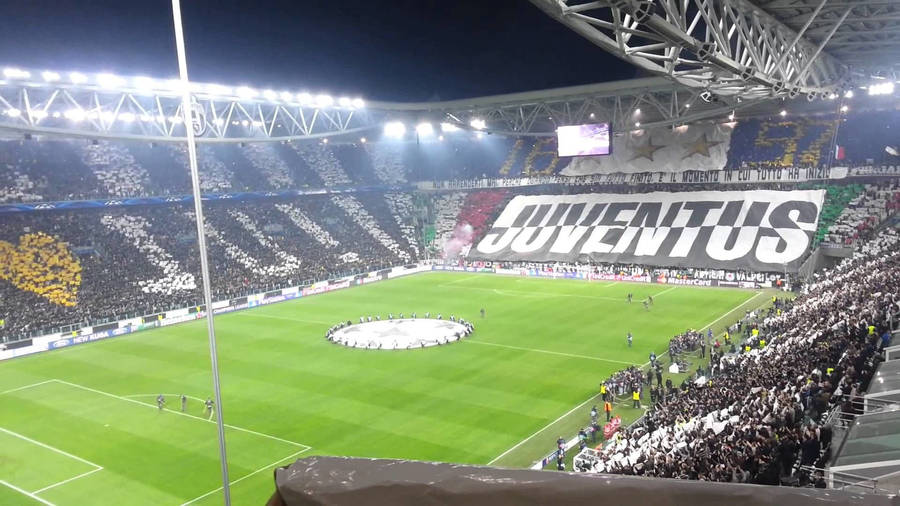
868 82 895 96
383 121 406 138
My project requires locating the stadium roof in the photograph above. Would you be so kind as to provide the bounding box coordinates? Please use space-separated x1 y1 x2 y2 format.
755 0 900 79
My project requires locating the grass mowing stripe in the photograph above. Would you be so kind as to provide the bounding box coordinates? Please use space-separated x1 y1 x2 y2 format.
1 272 765 501
52 380 311 450
0 480 56 506
232 312 335 325
465 341 636 366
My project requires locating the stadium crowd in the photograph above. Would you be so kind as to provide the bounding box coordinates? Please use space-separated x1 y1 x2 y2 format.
574 229 898 486
0 194 422 340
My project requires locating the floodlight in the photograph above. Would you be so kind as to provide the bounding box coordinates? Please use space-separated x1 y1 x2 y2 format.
840 105 849 112
241 119 250 127
828 93 838 100
262 89 277 100
86 111 99 120
779 110 787 117
133 76 156 90
634 108 641 115
279 91 294 102
322 138 329 144
416 122 434 136
100 111 115 122
469 118 486 130
139 114 152 122
684 103 691 108
844 90 854 98
3 68 30 79
65 108 86 121
52 112 61 118
440 122 460 132
438 135 444 141
32 110 48 119
476 132 484 139
635 121 640 127
169 115 183 123
360 137 367 143
6 108 21 117
236 86 258 99
213 118 225 126
868 82 895 96
589 113 595 119
41 71 60 82
251 120 264 127
69 72 88 84
383 121 406 137
119 112 135 122
156 115 166 123
297 92 313 106
316 94 334 107
352 98 365 109
97 73 125 88
338 97 352 107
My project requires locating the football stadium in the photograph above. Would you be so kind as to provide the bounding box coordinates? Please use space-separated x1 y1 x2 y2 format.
1 1 899 505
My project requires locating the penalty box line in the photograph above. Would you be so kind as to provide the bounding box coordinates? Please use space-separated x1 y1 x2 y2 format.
0 426 103 496
52 379 312 451
0 480 56 506
2 379 311 451
179 447 311 506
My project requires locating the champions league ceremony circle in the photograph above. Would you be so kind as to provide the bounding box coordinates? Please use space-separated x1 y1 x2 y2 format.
325 315 475 350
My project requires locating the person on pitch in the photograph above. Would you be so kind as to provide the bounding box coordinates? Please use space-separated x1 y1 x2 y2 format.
157 394 166 411
181 394 187 412
627 331 633 347
205 397 214 418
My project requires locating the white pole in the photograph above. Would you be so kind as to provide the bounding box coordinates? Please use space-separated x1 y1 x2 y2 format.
170 1 231 504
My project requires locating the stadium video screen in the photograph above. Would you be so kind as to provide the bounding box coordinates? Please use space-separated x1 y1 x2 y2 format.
556 123 611 157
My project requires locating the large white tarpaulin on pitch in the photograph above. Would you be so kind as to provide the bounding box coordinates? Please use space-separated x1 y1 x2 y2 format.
561 123 733 175
472 190 825 272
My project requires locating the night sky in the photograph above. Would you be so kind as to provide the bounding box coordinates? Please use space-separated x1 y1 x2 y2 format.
0 0 637 101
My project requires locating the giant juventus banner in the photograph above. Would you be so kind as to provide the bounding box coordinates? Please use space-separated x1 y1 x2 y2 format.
472 190 825 272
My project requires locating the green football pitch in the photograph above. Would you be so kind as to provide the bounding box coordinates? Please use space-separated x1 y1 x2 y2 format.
0 272 770 505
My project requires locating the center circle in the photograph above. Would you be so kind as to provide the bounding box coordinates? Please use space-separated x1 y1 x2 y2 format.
327 318 473 350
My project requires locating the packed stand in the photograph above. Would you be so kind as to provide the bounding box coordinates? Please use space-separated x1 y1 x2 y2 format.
573 229 898 486
0 193 426 341
820 182 900 246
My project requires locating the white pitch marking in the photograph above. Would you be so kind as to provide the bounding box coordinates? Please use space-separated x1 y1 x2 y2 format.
31 467 103 494
466 340 636 366
233 312 334 325
698 290 767 331
179 447 310 506
52 379 310 450
124 393 206 403
650 285 678 298
487 391 599 466
639 290 768 369
0 427 103 469
0 379 56 396
0 480 57 506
